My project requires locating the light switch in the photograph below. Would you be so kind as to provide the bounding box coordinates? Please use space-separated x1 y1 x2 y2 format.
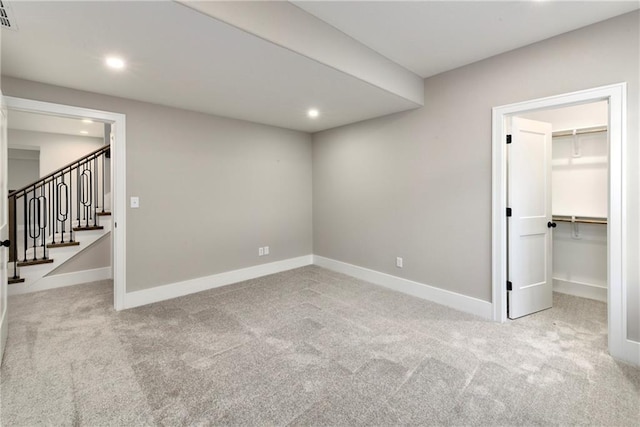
130 196 140 208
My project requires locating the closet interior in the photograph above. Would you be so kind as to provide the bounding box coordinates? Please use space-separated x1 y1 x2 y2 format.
524 101 609 304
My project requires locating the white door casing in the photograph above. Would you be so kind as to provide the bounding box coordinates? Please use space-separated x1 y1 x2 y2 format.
492 83 638 366
507 117 553 319
4 96 127 311
0 103 8 363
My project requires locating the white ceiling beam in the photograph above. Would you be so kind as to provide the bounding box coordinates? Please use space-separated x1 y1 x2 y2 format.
177 0 424 107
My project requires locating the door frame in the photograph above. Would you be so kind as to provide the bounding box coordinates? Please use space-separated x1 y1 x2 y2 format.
4 96 127 311
491 83 636 363
1 97 8 362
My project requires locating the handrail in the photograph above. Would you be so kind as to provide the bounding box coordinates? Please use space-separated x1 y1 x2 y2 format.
8 145 109 198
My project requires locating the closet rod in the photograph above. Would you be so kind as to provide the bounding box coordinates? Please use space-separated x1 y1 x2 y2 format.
552 215 607 225
552 125 608 138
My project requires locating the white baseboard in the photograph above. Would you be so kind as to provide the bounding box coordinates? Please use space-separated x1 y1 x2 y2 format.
619 339 640 366
0 305 7 366
124 255 313 309
313 255 492 319
8 267 113 296
553 278 607 303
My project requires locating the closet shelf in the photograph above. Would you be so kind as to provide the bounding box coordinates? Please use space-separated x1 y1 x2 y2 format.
552 215 607 225
552 125 607 138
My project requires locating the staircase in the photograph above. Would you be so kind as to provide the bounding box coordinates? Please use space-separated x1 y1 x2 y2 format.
7 145 111 291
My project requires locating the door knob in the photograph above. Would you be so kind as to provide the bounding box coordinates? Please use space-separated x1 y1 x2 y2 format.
547 222 557 228
0 240 9 247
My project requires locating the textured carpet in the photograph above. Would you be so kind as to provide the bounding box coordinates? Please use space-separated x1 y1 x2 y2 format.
1 266 639 426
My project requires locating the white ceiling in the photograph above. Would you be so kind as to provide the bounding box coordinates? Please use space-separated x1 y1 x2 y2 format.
8 110 104 139
2 1 638 133
2 0 417 133
294 1 640 78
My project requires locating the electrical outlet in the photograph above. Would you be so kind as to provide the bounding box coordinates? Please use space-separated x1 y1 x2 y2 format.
264 246 270 255
258 247 264 256
130 196 139 208
396 257 403 268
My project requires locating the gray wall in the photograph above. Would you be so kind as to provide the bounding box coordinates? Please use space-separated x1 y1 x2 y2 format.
8 129 103 177
312 11 639 340
2 77 313 292
8 148 39 190
47 233 111 276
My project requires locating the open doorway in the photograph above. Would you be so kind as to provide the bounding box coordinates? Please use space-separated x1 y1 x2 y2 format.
492 83 638 365
3 96 126 311
504 101 609 320
6 109 113 295
518 101 608 303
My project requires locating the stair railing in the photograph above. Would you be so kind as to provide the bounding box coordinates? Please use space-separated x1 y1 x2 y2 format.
7 145 110 283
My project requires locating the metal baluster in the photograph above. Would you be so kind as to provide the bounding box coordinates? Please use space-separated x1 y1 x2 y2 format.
61 173 65 241
31 189 38 259
38 194 47 259
76 165 80 229
80 163 88 227
49 179 54 245
80 165 92 228
68 169 73 242
57 180 69 244
94 156 98 226
52 177 57 244
67 168 74 242
80 163 85 227
80 164 85 226
83 163 88 227
22 191 27 262
61 172 67 243
102 151 105 213
28 190 39 261
9 194 18 279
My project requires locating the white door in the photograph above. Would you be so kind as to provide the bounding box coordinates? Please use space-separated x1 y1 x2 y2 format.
0 104 8 362
508 117 553 319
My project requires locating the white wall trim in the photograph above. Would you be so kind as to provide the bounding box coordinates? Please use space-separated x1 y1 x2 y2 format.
124 255 313 309
0 302 7 366
553 278 607 303
8 267 112 296
125 253 493 319
313 255 493 319
491 83 636 365
623 339 640 366
3 96 126 311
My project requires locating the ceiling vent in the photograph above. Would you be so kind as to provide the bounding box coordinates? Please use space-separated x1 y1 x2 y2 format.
0 0 17 31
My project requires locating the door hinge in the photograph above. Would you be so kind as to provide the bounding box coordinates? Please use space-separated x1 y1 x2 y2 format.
506 207 512 217
506 281 512 291
506 134 512 144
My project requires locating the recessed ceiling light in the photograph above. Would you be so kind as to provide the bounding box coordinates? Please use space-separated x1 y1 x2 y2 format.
105 56 125 70
307 109 319 118
79 130 89 135
82 119 93 124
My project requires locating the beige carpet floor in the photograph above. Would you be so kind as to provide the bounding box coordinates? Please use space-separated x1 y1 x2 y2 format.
1 265 639 426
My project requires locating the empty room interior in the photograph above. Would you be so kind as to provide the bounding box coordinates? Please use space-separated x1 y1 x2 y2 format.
0 1 639 426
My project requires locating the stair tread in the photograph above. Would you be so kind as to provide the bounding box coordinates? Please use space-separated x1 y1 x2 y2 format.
8 277 25 285
17 259 54 267
47 241 80 248
73 226 104 231
96 212 112 216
